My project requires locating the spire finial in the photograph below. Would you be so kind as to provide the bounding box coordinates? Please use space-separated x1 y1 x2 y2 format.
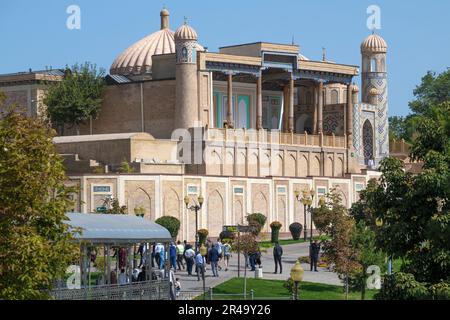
160 6 169 29
184 16 188 25
291 35 295 45
322 47 326 62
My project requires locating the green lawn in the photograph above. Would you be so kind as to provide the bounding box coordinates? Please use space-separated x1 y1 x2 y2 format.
198 278 377 300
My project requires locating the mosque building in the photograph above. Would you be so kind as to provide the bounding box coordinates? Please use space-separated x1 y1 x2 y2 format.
0 8 390 240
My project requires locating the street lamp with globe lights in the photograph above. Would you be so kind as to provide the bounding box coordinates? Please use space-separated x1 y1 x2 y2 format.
290 260 304 300
184 195 204 252
295 189 315 242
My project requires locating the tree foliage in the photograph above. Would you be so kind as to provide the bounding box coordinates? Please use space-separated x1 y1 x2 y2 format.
44 62 105 134
0 99 76 299
246 213 267 236
155 216 181 240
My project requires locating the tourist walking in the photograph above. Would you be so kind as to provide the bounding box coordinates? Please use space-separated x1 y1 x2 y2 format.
169 242 177 271
118 268 127 285
208 243 220 277
273 242 283 274
184 245 195 276
310 240 321 272
176 241 185 270
215 238 223 271
223 242 231 271
155 243 165 269
195 251 206 281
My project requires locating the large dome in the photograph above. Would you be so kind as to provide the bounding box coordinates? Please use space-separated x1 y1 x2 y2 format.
110 10 203 77
361 34 387 54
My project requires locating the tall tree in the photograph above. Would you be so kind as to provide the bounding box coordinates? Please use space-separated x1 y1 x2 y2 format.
0 97 76 299
44 62 105 135
409 69 450 115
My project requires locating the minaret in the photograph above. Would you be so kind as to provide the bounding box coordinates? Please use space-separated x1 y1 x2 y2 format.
360 33 389 162
174 20 199 130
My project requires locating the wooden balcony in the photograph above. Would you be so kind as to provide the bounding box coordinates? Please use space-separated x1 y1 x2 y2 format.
206 128 347 149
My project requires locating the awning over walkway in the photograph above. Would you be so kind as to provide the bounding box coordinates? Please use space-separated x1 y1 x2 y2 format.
66 213 172 244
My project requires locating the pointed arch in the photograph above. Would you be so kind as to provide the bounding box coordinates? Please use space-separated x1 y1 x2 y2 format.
248 152 258 177
310 155 321 176
298 155 308 177
363 120 374 165
207 190 225 238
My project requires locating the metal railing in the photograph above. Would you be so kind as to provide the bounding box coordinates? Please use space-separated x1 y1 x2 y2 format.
50 279 171 300
177 288 297 301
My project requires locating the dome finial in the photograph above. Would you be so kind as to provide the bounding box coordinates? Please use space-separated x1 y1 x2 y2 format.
184 16 188 25
160 7 170 30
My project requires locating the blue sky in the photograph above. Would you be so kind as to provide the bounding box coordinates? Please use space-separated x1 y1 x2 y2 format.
1 0 449 116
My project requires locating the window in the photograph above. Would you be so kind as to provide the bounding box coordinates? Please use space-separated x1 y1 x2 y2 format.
233 187 244 194
187 185 199 195
277 186 287 194
371 58 377 72
330 89 339 104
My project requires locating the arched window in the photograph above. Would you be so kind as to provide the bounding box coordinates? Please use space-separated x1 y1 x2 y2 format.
330 89 339 104
380 57 386 72
363 120 374 165
370 58 377 72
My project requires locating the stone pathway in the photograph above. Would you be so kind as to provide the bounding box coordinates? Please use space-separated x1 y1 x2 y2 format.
176 242 342 298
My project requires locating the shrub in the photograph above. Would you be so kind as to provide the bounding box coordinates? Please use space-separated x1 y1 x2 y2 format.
155 216 181 240
198 229 209 245
428 281 450 300
298 256 310 264
289 223 303 240
270 221 282 243
219 230 236 242
375 272 428 300
247 213 267 236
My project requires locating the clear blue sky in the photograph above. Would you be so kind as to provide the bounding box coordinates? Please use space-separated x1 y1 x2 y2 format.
1 0 449 116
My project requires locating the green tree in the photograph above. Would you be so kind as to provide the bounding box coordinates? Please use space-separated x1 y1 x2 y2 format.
348 221 385 300
0 98 76 299
155 216 181 240
44 62 105 135
312 190 360 299
409 68 450 115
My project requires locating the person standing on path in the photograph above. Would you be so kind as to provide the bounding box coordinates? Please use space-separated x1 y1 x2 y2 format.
273 242 283 274
176 241 185 270
184 245 195 276
169 242 177 272
223 242 231 271
208 243 220 277
310 240 321 272
195 251 206 281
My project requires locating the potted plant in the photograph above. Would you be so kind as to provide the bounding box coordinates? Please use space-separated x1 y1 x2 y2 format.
270 221 282 243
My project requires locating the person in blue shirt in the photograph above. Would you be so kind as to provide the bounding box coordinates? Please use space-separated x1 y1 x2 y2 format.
208 243 220 277
169 242 177 272
195 251 205 281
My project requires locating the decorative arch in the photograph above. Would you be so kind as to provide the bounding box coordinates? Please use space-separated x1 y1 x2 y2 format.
298 155 308 177
207 190 225 238
335 157 344 177
277 197 287 232
236 152 246 176
325 156 334 177
163 188 181 219
363 120 374 165
136 187 153 220
224 151 234 176
233 199 244 225
208 149 222 175
273 153 283 176
330 89 339 104
285 154 296 177
260 153 271 177
248 153 258 177
252 192 268 218
310 155 321 176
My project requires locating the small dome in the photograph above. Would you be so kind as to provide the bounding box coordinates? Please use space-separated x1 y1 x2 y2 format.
298 53 309 61
352 85 360 92
361 34 387 54
160 8 170 17
174 23 198 41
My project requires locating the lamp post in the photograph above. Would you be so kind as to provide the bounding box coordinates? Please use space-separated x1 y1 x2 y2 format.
290 260 304 300
295 189 314 242
184 195 204 253
375 217 392 274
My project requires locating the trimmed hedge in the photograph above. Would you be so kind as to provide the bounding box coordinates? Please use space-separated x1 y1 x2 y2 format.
155 216 180 240
247 213 267 236
289 222 303 240
270 221 282 243
198 229 209 246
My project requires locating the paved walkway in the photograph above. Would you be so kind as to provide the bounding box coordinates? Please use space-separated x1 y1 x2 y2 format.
176 242 341 297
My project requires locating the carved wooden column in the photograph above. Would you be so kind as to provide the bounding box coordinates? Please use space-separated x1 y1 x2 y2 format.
346 84 353 149
226 73 234 128
317 81 324 133
256 72 263 130
289 75 295 133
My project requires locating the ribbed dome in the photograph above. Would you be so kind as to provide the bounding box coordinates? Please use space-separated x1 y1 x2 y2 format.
174 23 198 41
361 34 387 54
110 28 176 76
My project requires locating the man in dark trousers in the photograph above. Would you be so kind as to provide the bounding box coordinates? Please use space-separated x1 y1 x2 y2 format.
310 240 321 272
273 242 283 274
